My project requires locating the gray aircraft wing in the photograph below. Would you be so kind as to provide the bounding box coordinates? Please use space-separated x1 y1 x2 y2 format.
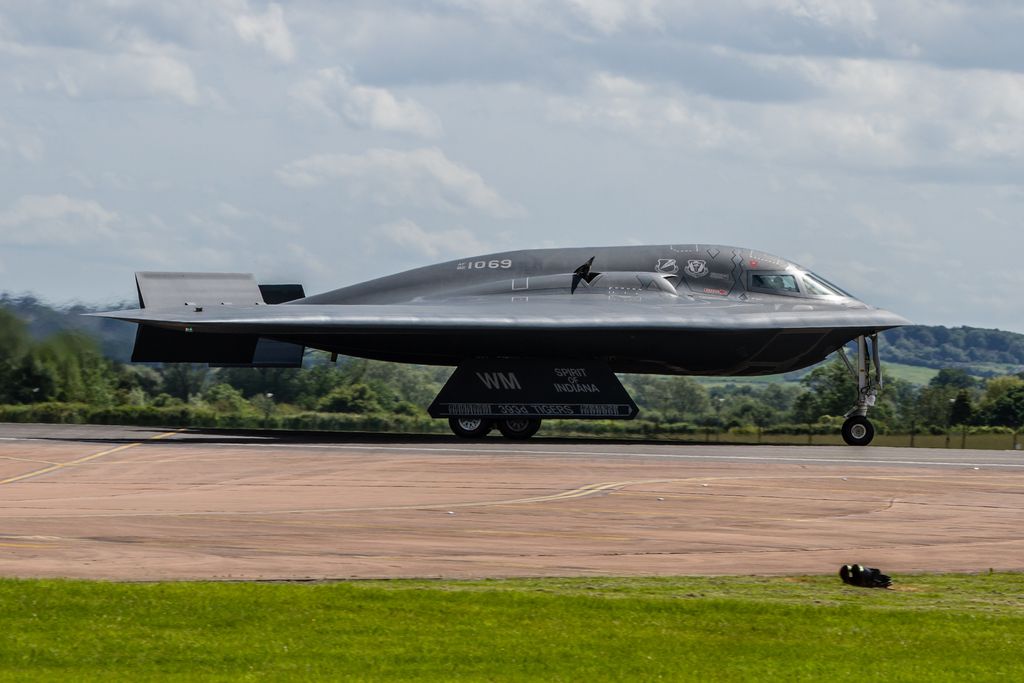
93 300 908 334
92 249 909 374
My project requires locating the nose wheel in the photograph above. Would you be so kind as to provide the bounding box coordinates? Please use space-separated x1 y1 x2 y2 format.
841 415 875 446
837 334 882 446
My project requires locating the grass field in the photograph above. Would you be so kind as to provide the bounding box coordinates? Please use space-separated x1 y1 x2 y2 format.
665 430 1022 450
2 574 1023 680
694 362 948 387
551 424 1021 450
881 362 942 385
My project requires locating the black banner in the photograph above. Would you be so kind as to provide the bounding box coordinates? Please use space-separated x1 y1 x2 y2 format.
429 359 638 420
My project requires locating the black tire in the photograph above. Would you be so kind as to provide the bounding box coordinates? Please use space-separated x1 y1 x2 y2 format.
448 417 493 439
496 417 541 440
842 416 875 446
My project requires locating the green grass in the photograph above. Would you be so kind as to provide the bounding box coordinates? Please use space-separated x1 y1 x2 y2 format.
2 574 1023 681
882 362 941 385
693 362 942 387
666 430 1021 450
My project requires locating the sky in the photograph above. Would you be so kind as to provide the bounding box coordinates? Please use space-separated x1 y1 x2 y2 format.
0 0 1022 332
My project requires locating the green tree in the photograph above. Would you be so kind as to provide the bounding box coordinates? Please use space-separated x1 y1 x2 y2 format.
979 386 1024 429
790 392 820 425
625 375 710 420
930 368 976 390
356 360 451 409
980 376 1024 409
201 383 253 414
870 377 920 431
915 384 956 428
797 360 856 419
949 389 973 426
162 364 209 401
293 362 348 408
216 366 309 404
723 397 778 428
114 365 163 399
318 383 383 414
34 331 117 405
0 308 31 402
8 354 58 403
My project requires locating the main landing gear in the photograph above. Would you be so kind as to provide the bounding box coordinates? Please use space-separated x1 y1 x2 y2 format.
448 417 542 440
837 334 882 446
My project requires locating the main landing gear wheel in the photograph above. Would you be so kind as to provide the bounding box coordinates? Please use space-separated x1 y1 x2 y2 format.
496 417 542 440
842 415 875 446
448 417 493 438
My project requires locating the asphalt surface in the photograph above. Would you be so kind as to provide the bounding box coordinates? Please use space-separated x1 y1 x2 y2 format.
1 423 1022 580
3 423 1022 469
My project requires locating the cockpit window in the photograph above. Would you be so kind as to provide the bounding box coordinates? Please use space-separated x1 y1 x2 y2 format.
750 273 799 293
802 274 838 296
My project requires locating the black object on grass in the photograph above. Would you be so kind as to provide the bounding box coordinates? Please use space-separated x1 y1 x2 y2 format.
840 564 892 588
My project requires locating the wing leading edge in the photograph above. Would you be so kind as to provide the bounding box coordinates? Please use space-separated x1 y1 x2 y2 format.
94 300 909 334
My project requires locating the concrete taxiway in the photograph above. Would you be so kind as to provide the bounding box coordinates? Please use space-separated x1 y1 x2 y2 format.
1 423 1022 580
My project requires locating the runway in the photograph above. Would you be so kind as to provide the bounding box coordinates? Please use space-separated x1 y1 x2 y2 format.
1 423 1022 580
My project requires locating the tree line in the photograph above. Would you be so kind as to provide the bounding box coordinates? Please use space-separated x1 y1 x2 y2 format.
882 325 1024 371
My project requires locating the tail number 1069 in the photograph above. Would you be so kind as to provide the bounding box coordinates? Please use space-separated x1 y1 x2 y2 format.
458 259 513 270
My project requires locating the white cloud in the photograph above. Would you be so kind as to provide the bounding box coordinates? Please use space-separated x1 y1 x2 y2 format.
758 0 878 33
849 206 939 258
15 42 202 106
443 0 664 35
185 211 242 243
290 67 441 137
181 200 304 246
562 0 664 34
0 194 121 245
277 147 522 217
232 2 295 63
0 118 43 162
548 72 745 149
367 219 490 258
0 1 300 106
446 0 871 38
214 200 300 234
547 55 1024 169
769 56 1024 164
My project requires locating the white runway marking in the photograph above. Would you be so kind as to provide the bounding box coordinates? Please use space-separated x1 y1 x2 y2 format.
185 441 1024 469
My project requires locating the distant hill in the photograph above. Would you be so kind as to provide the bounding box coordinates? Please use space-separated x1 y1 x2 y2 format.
881 326 1024 376
0 294 136 362
3 294 1023 377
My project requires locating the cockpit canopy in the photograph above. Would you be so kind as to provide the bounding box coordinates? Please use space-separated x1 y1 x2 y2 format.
747 270 848 298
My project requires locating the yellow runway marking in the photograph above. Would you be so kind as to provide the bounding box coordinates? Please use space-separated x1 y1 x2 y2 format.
0 456 61 466
0 430 182 485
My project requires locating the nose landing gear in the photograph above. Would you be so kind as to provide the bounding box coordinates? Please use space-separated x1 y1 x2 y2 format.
837 334 882 446
841 414 875 447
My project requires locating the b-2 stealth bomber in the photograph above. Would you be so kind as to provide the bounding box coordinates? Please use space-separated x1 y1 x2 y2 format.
95 245 908 445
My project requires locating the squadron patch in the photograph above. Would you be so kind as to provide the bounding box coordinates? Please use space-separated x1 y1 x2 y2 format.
684 259 709 278
655 258 679 274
